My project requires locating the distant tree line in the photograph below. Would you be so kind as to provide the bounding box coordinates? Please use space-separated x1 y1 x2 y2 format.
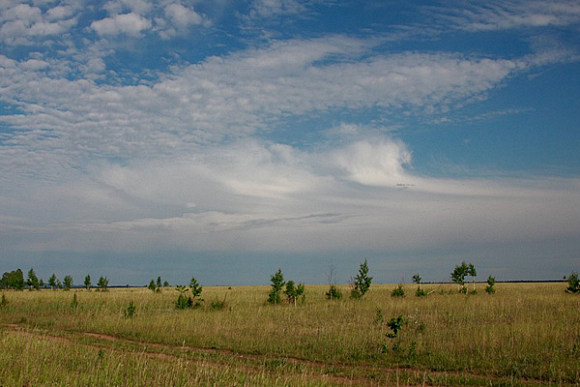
0 268 109 292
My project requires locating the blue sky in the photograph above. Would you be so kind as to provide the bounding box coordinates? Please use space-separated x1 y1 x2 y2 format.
1 0 579 286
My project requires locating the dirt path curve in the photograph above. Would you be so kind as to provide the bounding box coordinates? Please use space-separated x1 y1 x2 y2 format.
1 322 563 387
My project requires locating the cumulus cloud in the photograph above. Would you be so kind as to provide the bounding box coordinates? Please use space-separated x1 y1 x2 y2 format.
91 12 152 36
0 2 79 44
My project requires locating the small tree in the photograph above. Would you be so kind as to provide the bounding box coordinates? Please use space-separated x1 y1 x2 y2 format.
391 284 405 297
485 275 496 294
63 275 73 291
174 278 203 310
190 277 203 299
163 280 169 287
325 260 343 300
566 272 580 294
156 276 162 290
412 273 426 297
326 285 343 300
97 276 109 292
412 274 421 285
175 285 192 309
267 269 285 304
284 280 305 306
350 260 372 299
451 261 476 293
84 275 91 291
148 279 157 293
48 273 57 290
27 268 40 290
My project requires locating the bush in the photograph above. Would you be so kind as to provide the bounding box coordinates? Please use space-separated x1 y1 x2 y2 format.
566 272 580 293
391 284 405 298
385 315 408 338
175 283 203 310
415 287 427 297
124 301 136 318
325 285 342 300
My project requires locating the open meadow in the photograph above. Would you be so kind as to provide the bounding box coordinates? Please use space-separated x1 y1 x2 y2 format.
1 282 579 386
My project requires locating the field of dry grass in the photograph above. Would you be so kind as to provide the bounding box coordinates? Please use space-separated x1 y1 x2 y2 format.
1 282 579 386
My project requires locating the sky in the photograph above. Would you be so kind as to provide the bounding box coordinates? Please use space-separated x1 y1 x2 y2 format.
1 0 579 286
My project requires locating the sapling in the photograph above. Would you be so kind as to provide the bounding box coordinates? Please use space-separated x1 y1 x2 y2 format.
84 275 91 291
391 284 405 297
325 285 342 300
350 260 372 299
485 275 496 294
566 272 580 293
97 276 109 292
267 269 285 304
451 261 477 293
63 275 73 291
413 273 426 297
284 280 305 306
124 301 136 318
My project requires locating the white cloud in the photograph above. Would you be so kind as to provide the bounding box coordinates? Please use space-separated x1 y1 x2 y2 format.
91 12 152 36
330 140 412 186
249 0 308 19
0 2 79 44
164 3 205 28
433 0 580 31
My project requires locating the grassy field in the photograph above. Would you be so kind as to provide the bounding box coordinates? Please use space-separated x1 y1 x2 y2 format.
1 282 579 386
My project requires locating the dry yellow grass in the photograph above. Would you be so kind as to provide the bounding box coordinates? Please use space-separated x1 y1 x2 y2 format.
1 282 579 386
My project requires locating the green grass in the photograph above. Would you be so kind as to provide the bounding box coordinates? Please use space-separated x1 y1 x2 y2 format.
1 283 579 386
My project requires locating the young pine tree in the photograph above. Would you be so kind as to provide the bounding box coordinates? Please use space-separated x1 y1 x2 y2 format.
267 269 285 304
350 260 372 299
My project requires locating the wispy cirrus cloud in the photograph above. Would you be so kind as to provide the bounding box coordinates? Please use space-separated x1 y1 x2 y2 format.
430 0 580 31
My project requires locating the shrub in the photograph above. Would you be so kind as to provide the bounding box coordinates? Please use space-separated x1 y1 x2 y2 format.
325 285 342 300
175 280 203 310
385 315 408 338
124 301 136 318
391 284 405 298
566 272 580 293
415 287 427 297
1 293 7 308
71 293 78 309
